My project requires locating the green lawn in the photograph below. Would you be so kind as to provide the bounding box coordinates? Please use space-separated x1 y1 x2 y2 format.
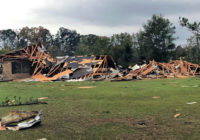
0 77 200 140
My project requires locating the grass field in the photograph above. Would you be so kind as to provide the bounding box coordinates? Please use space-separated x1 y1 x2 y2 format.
0 77 200 140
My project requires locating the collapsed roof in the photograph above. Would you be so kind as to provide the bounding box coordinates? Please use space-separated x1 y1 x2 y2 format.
124 59 200 79
32 55 117 81
0 44 118 81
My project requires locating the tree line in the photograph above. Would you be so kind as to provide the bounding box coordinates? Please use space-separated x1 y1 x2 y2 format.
0 14 199 67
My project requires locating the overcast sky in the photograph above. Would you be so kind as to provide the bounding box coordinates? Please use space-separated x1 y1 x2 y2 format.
0 0 199 45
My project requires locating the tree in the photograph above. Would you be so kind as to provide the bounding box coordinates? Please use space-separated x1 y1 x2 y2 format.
0 29 18 50
110 33 139 67
179 17 200 63
54 27 80 56
76 33 139 67
184 36 200 63
75 34 98 55
90 36 111 55
76 35 111 55
179 17 200 35
137 14 176 62
174 45 186 59
18 26 53 49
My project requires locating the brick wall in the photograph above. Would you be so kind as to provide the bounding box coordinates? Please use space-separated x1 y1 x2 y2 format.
2 61 31 80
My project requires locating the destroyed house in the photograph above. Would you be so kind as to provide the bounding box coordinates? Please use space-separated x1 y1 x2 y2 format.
0 44 118 81
0 44 53 81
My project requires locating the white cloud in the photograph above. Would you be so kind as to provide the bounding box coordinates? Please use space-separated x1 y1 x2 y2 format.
0 0 199 45
0 0 46 29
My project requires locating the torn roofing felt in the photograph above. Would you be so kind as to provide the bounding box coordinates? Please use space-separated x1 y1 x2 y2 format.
0 44 118 81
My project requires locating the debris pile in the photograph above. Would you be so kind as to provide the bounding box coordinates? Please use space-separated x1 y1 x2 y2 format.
32 55 118 81
124 60 199 80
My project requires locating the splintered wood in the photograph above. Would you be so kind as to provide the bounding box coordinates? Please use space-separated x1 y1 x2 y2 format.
32 69 72 81
126 59 199 79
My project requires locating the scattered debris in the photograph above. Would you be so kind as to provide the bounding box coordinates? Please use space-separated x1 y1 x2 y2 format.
187 102 197 105
0 110 42 131
137 120 146 125
21 78 37 82
7 111 42 131
66 79 85 82
121 59 200 80
38 97 48 100
174 113 181 118
152 96 160 99
130 64 140 71
135 119 150 128
1 110 38 125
